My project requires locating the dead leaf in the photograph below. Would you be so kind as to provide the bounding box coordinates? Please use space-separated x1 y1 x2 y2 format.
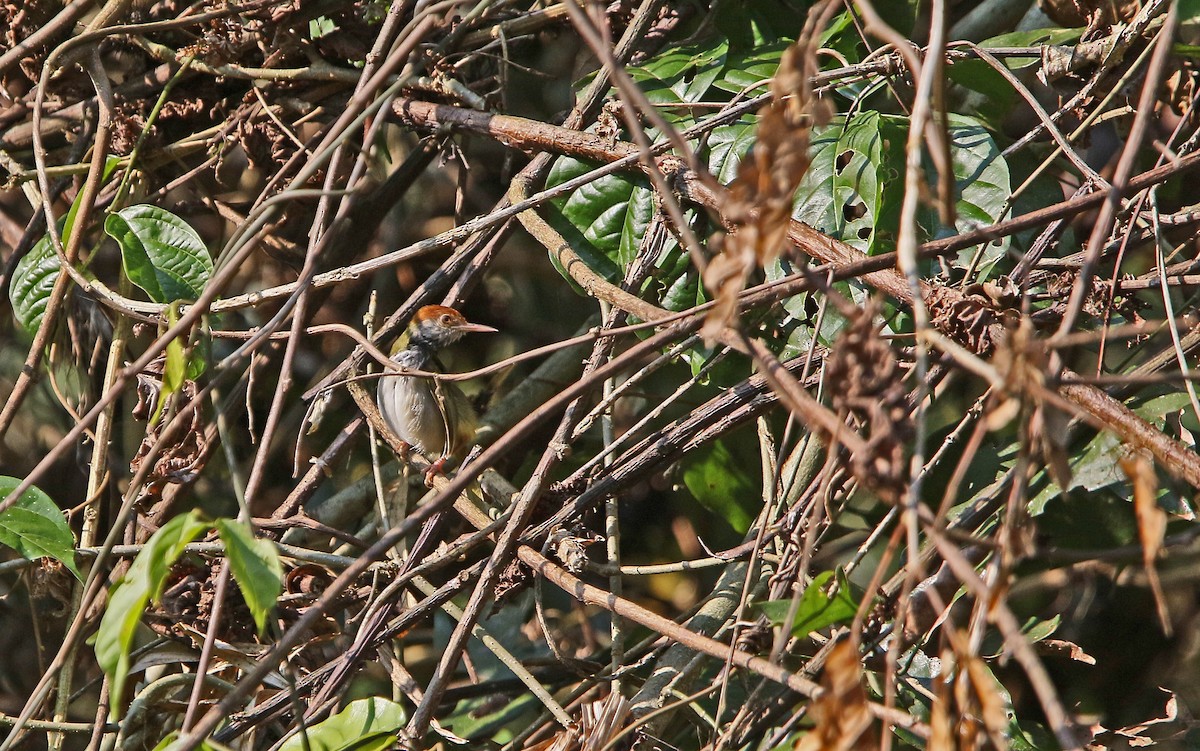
795 639 876 751
1120 452 1171 636
702 34 819 341
963 653 1010 751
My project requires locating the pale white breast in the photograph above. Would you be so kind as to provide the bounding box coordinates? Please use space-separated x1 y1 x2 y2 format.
377 372 449 456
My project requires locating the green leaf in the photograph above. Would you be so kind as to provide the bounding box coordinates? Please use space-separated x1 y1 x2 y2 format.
544 155 705 319
792 112 905 255
980 26 1084 48
1028 389 1197 518
712 42 795 96
151 302 190 426
104 205 212 303
0 477 80 579
215 519 283 635
309 15 337 39
757 570 859 637
1184 0 1200 25
705 118 757 183
628 41 729 107
929 114 1013 271
10 157 122 331
680 439 758 534
982 615 1061 659
713 0 804 48
9 231 62 332
92 510 210 717
279 697 407 751
153 731 233 751
788 113 1010 264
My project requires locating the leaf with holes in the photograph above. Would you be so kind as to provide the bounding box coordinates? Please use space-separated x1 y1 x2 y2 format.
792 112 906 255
105 205 212 303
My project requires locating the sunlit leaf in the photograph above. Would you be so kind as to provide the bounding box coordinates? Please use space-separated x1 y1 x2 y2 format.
0 476 80 579
215 519 283 635
757 570 859 637
105 205 212 303
279 697 407 751
92 510 210 717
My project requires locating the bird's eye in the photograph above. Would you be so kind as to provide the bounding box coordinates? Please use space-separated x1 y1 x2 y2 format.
441 314 453 325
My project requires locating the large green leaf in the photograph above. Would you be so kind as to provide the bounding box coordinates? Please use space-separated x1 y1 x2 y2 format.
757 570 859 637
92 510 211 717
930 114 1012 271
9 232 62 332
792 111 904 255
1029 392 1196 517
10 157 121 331
786 112 1011 260
712 42 795 96
680 439 758 533
544 156 705 316
104 205 212 303
628 40 729 107
0 477 80 579
215 519 283 635
279 697 407 751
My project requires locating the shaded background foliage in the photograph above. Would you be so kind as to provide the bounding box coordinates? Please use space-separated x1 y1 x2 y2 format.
1 0 1200 749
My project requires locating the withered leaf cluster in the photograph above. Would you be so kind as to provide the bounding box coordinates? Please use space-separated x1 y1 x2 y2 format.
826 305 913 502
702 36 827 341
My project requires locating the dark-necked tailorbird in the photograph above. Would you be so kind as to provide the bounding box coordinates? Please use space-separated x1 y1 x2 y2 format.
376 305 496 484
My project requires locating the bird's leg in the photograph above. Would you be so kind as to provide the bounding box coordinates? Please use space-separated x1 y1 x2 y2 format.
424 455 449 487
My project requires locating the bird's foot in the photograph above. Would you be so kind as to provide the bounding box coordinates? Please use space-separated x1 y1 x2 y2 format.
424 456 449 487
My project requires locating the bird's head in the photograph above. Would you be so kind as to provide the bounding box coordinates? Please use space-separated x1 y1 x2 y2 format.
398 305 497 354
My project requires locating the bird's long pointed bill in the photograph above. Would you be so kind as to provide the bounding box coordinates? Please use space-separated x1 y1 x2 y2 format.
457 322 498 333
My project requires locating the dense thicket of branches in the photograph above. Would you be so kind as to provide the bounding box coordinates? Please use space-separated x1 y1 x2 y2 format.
1 0 1200 749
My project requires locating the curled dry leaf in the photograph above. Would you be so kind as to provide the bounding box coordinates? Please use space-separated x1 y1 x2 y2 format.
1037 0 1141 38
991 319 1072 489
826 305 912 503
795 639 876 751
1120 452 1171 636
702 32 824 341
1037 638 1097 664
1088 689 1196 749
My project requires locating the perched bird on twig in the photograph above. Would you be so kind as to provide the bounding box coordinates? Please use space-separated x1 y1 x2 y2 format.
376 304 496 485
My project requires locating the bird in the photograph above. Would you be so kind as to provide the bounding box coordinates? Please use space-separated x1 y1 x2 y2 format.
376 305 497 484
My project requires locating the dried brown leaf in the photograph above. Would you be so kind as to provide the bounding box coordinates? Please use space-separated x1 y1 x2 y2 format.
963 654 1010 751
702 39 815 341
1037 638 1097 665
795 639 876 751
1120 452 1171 635
826 304 912 502
928 648 955 751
